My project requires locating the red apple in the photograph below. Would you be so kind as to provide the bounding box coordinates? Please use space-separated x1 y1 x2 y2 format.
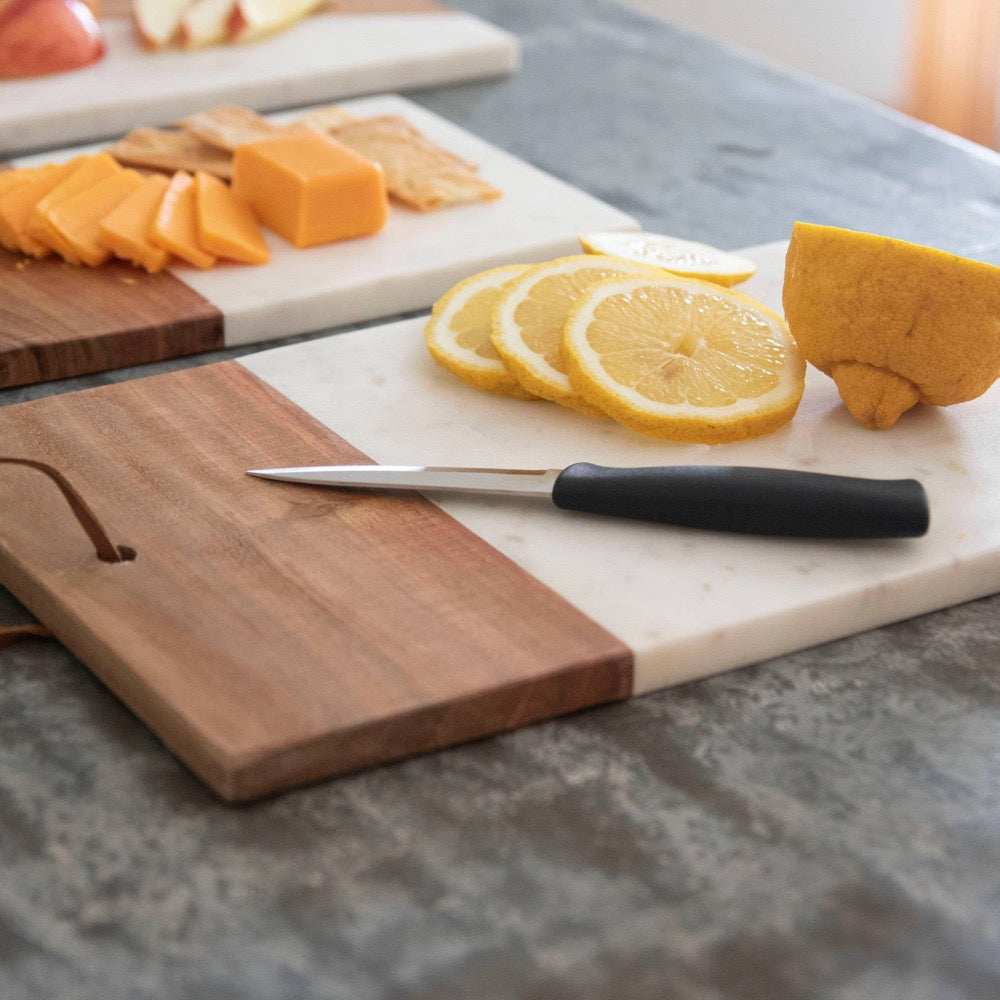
0 0 105 79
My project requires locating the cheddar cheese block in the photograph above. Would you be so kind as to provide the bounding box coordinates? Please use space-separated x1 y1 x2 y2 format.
47 168 144 267
232 132 388 248
150 171 217 269
0 160 80 256
194 171 270 265
26 153 122 261
98 173 172 273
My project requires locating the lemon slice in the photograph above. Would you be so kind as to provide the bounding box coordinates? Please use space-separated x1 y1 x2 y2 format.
563 274 805 443
580 231 757 287
490 254 663 412
424 264 537 399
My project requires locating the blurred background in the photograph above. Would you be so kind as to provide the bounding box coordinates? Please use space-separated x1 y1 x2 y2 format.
620 0 1000 149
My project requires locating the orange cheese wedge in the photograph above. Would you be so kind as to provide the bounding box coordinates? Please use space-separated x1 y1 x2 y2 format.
98 172 172 273
232 131 388 248
26 153 122 261
46 168 144 267
0 160 81 256
149 171 216 269
194 170 270 265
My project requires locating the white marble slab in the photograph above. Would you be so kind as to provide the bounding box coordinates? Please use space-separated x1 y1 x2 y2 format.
11 95 637 347
241 239 1000 693
0 11 519 157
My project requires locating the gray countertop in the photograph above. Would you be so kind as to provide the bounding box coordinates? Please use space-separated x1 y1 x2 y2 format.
2 2 1000 997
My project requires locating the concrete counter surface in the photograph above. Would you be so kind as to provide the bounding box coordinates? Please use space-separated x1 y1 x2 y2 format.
2 2 999 997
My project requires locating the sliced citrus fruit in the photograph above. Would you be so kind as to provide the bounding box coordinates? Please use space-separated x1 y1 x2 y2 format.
783 221 1000 428
580 231 756 287
562 273 805 443
490 254 663 412
424 264 537 399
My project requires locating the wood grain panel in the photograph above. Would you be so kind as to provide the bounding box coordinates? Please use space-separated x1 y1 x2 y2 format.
0 249 223 388
0 362 632 800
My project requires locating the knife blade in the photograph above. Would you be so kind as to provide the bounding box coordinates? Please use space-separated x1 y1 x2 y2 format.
246 462 929 539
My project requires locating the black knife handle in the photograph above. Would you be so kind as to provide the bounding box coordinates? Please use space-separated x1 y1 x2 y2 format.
551 463 929 539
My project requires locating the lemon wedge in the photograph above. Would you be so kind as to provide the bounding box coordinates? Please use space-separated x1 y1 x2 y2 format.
562 274 805 443
490 254 663 412
580 231 757 287
424 264 537 399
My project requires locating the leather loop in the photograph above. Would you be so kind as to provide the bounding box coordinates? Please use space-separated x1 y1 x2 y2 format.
0 623 52 650
0 457 136 563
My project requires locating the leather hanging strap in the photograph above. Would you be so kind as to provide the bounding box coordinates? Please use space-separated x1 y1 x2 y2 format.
0 457 136 563
0 456 137 654
0 623 52 650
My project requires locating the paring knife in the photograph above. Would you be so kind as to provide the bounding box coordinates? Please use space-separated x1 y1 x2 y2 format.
247 462 929 539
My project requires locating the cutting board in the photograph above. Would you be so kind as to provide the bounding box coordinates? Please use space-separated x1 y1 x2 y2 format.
0 3 519 157
0 94 637 389
1 241 997 801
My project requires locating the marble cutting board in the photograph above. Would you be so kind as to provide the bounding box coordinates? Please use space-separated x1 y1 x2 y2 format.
0 94 637 388
0 5 520 157
240 240 1000 694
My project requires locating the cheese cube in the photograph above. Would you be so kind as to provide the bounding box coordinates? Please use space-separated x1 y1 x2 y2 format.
231 132 388 248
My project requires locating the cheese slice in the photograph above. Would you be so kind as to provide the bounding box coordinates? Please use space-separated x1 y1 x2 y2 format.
26 152 122 262
0 168 35 198
0 167 48 250
98 173 172 273
232 132 388 248
149 171 217 269
194 170 270 265
46 168 144 267
0 160 81 256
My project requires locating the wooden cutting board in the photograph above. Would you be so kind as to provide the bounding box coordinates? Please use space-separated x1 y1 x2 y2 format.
0 95 636 389
2 242 996 801
0 3 519 157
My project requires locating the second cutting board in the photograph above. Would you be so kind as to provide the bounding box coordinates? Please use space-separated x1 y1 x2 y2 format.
0 94 636 389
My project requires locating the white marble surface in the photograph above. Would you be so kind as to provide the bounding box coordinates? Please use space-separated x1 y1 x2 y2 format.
240 240 1000 693
10 94 637 348
0 12 519 157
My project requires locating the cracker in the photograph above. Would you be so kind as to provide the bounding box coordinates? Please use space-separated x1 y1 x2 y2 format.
292 103 358 134
331 114 501 211
109 128 233 179
177 105 286 152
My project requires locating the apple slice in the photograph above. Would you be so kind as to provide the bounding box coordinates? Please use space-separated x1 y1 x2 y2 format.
0 0 105 79
131 0 191 49
227 0 324 44
179 0 233 48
